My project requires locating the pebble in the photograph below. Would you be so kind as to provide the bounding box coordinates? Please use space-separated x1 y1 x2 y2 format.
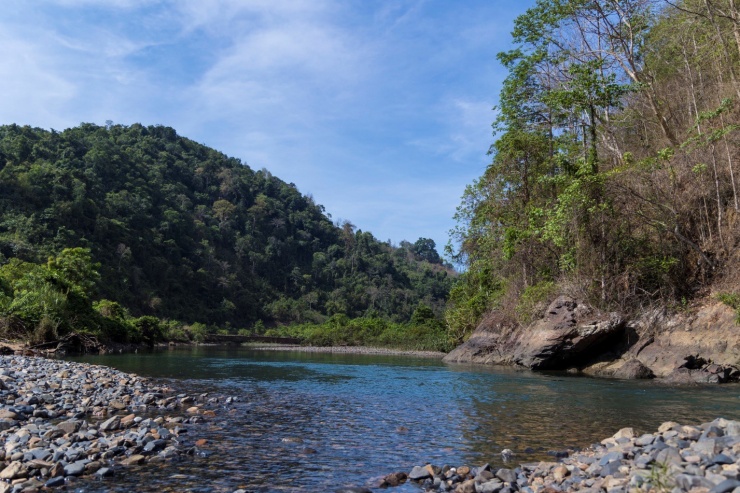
389 418 740 493
0 355 234 490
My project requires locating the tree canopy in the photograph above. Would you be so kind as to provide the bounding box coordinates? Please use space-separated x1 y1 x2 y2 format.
448 0 740 341
0 123 454 333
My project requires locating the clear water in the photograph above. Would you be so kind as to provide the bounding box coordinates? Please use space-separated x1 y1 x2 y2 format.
66 347 740 492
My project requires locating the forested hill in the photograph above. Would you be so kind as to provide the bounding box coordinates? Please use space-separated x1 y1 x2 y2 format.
446 0 740 341
0 123 453 328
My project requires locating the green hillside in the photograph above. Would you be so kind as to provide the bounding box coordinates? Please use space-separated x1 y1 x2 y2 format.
0 123 453 339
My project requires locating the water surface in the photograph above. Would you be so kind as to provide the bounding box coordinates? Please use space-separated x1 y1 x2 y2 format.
68 347 740 492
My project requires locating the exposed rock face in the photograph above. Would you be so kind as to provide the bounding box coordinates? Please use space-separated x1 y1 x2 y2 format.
444 297 740 382
444 296 626 370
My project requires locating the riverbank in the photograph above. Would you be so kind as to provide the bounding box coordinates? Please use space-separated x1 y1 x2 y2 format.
382 418 740 493
0 355 234 491
247 343 447 359
445 296 740 384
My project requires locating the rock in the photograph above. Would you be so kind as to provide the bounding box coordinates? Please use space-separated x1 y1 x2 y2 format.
99 415 121 431
64 461 86 476
0 461 24 480
454 479 476 493
552 464 569 482
409 465 432 481
122 454 146 465
496 468 517 483
95 467 114 477
612 359 655 379
334 488 372 493
711 479 740 493
44 476 66 488
381 472 407 486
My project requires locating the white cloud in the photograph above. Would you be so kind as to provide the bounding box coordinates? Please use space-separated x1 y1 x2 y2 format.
0 32 76 129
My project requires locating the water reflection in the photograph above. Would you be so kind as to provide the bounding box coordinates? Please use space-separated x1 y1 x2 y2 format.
67 347 740 492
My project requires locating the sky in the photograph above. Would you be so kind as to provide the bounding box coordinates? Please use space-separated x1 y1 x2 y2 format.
0 0 534 258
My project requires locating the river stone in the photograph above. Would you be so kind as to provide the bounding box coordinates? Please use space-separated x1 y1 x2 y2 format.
50 461 64 478
655 446 682 465
95 467 114 477
612 427 635 440
0 461 24 480
552 465 569 482
477 480 504 493
711 479 740 493
100 415 121 431
496 468 517 483
64 461 86 476
334 488 372 493
122 454 146 465
382 472 407 486
44 476 65 488
409 465 432 481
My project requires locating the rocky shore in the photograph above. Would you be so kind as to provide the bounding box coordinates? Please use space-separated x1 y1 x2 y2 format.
380 419 740 493
0 355 234 491
444 297 740 384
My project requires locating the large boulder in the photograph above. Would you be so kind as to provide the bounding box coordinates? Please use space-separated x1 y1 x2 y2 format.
444 296 626 370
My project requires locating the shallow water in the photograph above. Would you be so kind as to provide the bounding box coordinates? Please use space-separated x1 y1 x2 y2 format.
67 347 740 492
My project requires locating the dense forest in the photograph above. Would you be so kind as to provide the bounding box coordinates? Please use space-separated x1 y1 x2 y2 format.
447 0 740 342
0 123 454 345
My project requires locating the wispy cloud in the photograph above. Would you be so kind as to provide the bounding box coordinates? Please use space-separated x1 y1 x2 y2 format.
0 0 533 252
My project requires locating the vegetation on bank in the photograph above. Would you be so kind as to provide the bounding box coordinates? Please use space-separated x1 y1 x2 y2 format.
263 304 452 352
0 123 454 347
447 0 740 342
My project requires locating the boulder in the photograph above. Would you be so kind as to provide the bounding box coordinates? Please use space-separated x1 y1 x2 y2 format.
444 297 625 371
611 359 655 379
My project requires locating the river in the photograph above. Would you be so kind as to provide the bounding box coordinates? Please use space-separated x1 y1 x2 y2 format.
68 347 740 492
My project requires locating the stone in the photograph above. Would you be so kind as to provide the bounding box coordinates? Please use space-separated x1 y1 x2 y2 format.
612 359 655 379
496 468 517 483
99 416 121 432
44 476 65 488
96 467 114 478
381 472 407 486
334 488 372 493
636 434 655 446
0 461 24 480
613 427 635 440
64 461 86 476
409 465 432 481
452 479 475 493
712 480 740 493
659 422 680 433
477 480 504 493
50 461 64 478
655 447 683 465
122 454 146 466
553 465 569 482
712 453 735 464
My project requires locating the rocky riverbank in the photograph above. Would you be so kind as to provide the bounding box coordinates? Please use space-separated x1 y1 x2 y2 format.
444 296 740 384
381 418 740 493
0 355 234 491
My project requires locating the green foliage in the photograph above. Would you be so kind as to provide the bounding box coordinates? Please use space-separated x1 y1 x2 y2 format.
516 281 556 325
268 313 453 352
0 248 100 338
717 293 740 324
448 0 740 335
186 322 209 343
444 263 504 343
0 122 454 348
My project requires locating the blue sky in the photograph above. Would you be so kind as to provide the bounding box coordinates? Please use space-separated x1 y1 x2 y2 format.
0 0 534 257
